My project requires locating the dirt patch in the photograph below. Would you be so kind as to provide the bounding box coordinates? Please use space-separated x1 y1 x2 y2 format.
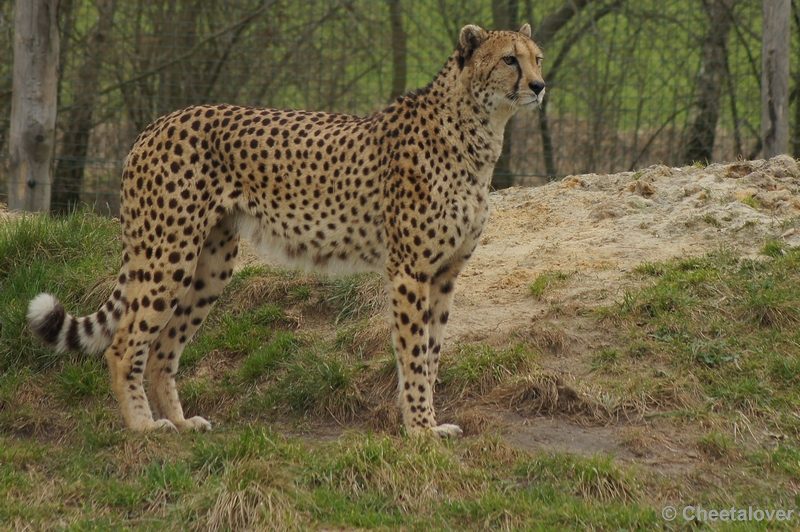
236 154 800 347
449 155 800 348
506 416 633 458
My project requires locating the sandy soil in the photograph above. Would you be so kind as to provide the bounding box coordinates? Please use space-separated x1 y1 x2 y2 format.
449 155 800 346
228 155 800 468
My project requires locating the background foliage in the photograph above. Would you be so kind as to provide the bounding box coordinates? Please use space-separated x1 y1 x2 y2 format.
0 0 795 212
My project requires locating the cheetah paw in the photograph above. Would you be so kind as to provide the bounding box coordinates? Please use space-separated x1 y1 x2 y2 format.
177 416 212 432
432 423 463 438
137 419 178 433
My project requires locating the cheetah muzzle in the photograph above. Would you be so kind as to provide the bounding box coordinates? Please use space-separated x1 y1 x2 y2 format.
28 24 545 437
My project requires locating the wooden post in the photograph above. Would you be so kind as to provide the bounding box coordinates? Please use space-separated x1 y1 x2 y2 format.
8 0 60 212
761 0 790 159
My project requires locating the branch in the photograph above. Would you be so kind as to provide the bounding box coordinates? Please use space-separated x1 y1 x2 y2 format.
328 51 392 106
535 0 622 178
532 0 594 47
97 0 278 99
628 105 691 171
201 14 260 100
544 0 623 86
730 11 760 87
250 4 345 105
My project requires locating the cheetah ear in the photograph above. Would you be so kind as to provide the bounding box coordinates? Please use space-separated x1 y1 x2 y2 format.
458 25 488 63
518 23 531 39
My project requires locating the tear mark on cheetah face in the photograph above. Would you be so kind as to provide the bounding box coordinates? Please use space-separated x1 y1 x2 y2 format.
28 24 544 437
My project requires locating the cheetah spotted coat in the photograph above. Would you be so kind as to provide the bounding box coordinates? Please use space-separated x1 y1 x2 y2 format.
29 24 545 436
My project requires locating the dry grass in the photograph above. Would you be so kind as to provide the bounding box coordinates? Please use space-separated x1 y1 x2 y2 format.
482 372 619 423
201 476 303 532
453 406 504 436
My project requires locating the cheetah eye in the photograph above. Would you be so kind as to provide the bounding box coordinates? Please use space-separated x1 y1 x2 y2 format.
502 56 517 66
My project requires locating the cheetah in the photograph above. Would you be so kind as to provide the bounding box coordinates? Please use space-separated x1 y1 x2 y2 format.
28 24 545 437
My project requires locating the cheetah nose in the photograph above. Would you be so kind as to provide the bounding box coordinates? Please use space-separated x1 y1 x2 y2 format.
529 81 546 95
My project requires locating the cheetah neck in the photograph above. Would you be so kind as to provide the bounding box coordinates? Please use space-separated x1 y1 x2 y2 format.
419 54 515 185
375 53 518 190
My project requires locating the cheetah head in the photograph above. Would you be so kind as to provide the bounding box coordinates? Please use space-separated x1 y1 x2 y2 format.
457 23 545 114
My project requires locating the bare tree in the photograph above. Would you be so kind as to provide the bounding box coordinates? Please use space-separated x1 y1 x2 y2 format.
3 0 774 208
761 0 790 158
792 0 800 158
52 0 115 212
109 0 274 131
8 0 60 212
0 1 21 162
531 0 593 45
435 0 486 44
682 0 737 165
532 0 606 177
492 0 519 190
387 0 407 100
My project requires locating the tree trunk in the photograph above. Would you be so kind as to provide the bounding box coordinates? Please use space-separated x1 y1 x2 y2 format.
8 0 60 212
761 0 790 158
792 1 800 158
538 99 557 177
492 0 519 190
682 0 736 165
156 0 181 118
387 0 407 100
492 0 520 35
52 0 115 213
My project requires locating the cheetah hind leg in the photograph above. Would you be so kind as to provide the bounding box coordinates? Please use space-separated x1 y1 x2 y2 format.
104 298 180 433
145 216 239 431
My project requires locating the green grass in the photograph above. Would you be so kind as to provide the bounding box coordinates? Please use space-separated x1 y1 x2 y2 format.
238 330 300 383
56 357 111 401
275 349 364 417
612 246 800 432
0 211 120 370
589 348 621 372
0 426 669 531
740 196 760 209
4 211 800 530
439 342 538 398
528 270 571 298
323 272 384 322
701 213 721 227
696 429 738 460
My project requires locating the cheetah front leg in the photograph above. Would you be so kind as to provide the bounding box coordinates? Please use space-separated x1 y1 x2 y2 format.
388 270 461 438
427 260 465 400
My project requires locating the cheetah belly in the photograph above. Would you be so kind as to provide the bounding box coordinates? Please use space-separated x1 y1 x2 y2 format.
233 211 386 275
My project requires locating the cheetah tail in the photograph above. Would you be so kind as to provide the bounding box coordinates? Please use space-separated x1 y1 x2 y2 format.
27 289 125 356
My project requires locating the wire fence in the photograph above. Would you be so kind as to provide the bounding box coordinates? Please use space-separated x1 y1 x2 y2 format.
0 0 793 213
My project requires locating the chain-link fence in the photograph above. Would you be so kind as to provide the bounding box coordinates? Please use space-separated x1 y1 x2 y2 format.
0 0 792 213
